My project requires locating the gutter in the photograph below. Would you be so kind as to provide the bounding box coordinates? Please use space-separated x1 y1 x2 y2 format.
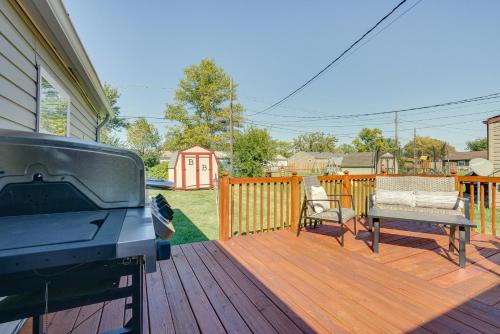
96 112 110 142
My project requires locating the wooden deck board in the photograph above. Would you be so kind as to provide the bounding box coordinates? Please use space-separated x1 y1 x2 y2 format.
21 220 500 333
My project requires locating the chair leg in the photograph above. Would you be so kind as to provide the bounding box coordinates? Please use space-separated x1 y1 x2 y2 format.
368 217 373 232
353 217 357 235
449 225 456 253
341 223 345 246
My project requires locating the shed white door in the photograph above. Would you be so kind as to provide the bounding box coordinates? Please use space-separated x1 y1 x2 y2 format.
184 154 197 189
198 154 211 188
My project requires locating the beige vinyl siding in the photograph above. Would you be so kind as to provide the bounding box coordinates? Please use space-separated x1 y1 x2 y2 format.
0 0 98 140
487 121 500 206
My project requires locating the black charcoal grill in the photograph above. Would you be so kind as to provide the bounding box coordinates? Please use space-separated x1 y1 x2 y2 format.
0 130 170 333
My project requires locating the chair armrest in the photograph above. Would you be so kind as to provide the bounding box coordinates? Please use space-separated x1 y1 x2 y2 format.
327 194 355 211
368 192 376 209
305 199 341 212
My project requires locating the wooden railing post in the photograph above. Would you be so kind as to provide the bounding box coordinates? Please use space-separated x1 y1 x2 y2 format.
341 170 351 208
219 172 230 241
492 183 497 237
451 169 459 191
290 171 300 232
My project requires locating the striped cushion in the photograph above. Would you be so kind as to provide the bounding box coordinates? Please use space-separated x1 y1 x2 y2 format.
415 191 459 210
375 190 415 207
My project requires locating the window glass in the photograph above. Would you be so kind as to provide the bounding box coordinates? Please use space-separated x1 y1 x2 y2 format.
39 70 70 136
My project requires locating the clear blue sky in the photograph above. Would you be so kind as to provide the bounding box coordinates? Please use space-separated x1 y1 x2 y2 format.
65 0 500 150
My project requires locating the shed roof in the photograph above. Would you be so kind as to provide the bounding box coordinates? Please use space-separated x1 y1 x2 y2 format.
341 152 376 167
445 151 487 161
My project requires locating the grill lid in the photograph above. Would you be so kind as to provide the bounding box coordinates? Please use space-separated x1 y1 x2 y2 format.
0 130 145 209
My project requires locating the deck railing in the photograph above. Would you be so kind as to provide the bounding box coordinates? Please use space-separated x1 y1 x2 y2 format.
218 172 499 240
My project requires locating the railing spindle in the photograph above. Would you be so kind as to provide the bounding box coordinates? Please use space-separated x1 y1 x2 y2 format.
492 183 497 237
267 183 271 232
480 183 485 234
246 184 250 235
238 184 242 236
470 182 475 225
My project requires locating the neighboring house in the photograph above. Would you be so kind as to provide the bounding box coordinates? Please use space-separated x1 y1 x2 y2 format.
159 151 174 164
340 152 397 175
266 154 288 172
484 115 500 206
444 151 488 174
1 0 110 141
287 152 344 173
0 0 111 332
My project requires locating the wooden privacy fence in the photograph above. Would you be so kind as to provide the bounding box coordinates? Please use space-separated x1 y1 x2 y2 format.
218 172 499 240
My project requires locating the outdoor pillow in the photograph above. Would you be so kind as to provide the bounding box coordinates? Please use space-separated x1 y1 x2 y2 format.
310 186 330 213
414 191 459 210
375 189 415 207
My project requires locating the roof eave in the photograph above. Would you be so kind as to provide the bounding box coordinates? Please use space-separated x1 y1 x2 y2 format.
16 0 111 119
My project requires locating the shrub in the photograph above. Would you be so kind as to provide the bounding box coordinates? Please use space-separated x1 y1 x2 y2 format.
148 162 168 180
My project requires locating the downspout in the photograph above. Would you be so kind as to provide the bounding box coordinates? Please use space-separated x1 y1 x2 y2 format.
96 111 110 143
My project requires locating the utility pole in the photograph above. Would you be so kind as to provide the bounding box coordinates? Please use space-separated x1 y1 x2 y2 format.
413 128 417 174
229 78 234 175
394 111 399 147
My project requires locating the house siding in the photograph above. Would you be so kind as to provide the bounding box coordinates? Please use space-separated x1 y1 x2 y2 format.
487 121 500 206
0 0 98 140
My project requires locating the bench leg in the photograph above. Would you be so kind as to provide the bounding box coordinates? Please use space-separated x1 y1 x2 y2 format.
466 226 470 244
353 217 357 235
459 226 466 268
368 217 373 232
449 225 456 253
373 219 379 254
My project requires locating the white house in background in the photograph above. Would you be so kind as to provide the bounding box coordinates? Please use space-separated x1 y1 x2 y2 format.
0 0 111 332
266 154 288 172
484 115 500 206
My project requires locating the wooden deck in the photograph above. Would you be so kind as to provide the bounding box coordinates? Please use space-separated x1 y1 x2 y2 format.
20 220 500 334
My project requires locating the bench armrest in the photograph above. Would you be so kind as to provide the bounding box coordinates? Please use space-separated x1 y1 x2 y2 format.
458 197 470 219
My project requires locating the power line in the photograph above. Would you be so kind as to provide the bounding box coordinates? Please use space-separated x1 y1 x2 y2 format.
248 91 500 120
249 0 411 116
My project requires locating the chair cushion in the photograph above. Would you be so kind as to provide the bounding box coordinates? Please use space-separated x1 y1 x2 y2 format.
310 208 356 223
414 191 459 210
375 189 415 207
310 185 329 213
375 203 464 216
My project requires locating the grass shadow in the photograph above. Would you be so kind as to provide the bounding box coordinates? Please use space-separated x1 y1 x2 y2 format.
169 208 210 245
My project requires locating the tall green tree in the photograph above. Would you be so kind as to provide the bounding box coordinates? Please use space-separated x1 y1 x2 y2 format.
336 143 356 154
465 137 488 151
352 128 395 153
164 59 244 150
127 119 161 167
234 127 275 177
403 136 456 158
273 140 294 158
292 132 337 152
101 83 129 146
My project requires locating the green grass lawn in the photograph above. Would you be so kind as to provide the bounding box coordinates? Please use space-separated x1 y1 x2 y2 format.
473 207 500 235
149 189 219 245
149 188 499 245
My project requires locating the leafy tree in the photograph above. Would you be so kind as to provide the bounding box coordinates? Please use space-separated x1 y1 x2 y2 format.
234 127 275 177
273 140 294 158
403 136 456 158
352 128 395 153
466 138 488 151
147 162 169 179
292 132 337 152
127 119 161 167
336 143 356 154
101 83 129 146
164 59 244 150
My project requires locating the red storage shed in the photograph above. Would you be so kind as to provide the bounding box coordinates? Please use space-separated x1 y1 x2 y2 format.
167 146 219 190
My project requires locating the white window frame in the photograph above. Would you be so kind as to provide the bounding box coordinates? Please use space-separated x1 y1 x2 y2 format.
37 67 71 136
